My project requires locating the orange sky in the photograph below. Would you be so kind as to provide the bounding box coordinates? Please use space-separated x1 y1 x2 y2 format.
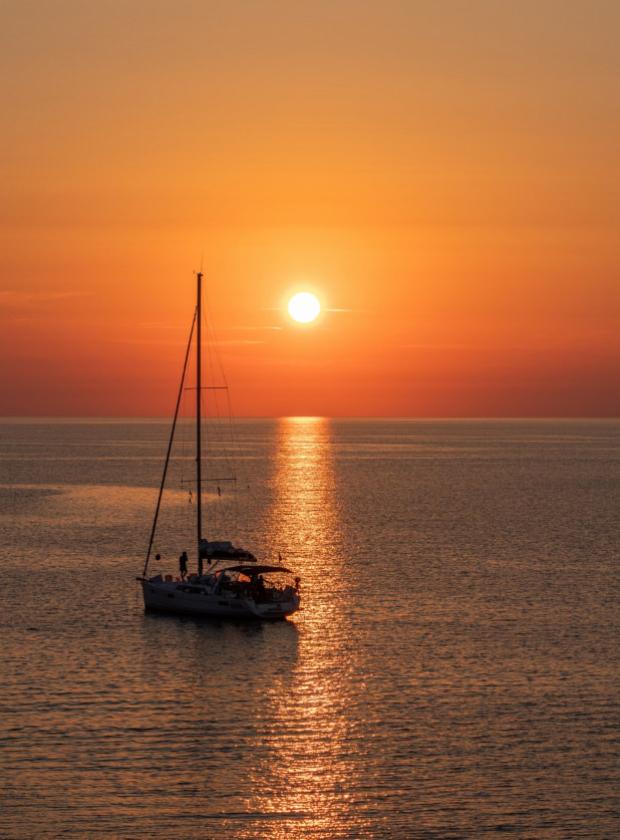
1 1 619 416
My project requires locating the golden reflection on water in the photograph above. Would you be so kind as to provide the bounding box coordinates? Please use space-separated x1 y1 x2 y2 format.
246 418 368 839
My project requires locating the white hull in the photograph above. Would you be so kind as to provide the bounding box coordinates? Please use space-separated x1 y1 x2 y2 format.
141 579 300 621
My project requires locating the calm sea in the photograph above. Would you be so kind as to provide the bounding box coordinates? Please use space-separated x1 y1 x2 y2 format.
1 419 618 839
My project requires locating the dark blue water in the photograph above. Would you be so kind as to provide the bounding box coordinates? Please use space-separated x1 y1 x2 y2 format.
1 419 619 838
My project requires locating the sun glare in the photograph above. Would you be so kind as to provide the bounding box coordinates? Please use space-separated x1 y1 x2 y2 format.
288 292 321 324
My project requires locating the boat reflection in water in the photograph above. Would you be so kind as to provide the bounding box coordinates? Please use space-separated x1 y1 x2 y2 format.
243 417 371 838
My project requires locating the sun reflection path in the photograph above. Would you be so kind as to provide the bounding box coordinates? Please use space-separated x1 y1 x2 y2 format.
244 418 372 839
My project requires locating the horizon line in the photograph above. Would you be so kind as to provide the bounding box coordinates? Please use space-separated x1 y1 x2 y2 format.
1 415 618 423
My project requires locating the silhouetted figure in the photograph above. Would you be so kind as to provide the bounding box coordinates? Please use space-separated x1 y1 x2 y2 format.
179 551 188 580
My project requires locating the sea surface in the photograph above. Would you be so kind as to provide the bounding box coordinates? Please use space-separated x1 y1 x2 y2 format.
0 418 619 839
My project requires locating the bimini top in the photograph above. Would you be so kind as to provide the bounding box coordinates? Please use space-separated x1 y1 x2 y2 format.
223 564 294 576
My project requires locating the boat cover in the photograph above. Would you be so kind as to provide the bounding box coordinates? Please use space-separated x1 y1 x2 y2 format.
199 539 256 561
223 564 294 576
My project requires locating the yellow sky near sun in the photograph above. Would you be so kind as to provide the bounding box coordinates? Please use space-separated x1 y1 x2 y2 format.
1 1 619 415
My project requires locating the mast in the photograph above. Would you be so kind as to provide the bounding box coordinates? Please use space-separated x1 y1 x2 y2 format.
196 271 203 573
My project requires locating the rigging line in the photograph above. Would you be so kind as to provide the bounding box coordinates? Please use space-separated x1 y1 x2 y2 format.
184 386 229 390
203 297 222 457
180 477 237 484
200 286 215 533
179 376 189 511
143 308 197 578
203 291 234 465
203 284 236 454
224 376 240 533
206 284 241 535
205 391 223 536
200 384 213 534
209 327 229 536
202 281 242 536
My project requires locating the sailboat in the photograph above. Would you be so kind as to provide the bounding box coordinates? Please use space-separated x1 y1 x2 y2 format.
137 272 301 620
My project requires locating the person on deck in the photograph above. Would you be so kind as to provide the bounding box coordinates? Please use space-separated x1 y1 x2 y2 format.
179 551 188 580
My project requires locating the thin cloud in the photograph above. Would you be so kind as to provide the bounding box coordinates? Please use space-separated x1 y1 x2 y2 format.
401 343 469 350
401 342 598 352
109 338 188 346
110 337 264 347
211 339 265 346
137 323 283 335
223 325 283 332
262 307 357 314
139 322 187 331
0 290 90 307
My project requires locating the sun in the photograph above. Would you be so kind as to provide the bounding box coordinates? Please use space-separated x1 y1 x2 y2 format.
288 292 321 324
